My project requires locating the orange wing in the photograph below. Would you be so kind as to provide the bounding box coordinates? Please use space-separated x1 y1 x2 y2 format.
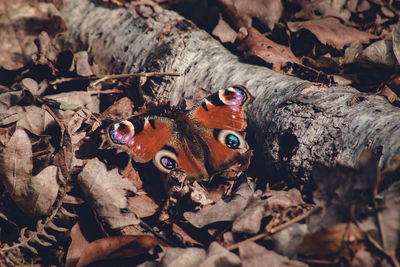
191 85 253 131
107 117 172 162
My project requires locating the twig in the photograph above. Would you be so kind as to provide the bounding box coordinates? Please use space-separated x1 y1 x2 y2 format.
88 88 124 95
41 104 65 147
50 72 181 85
37 96 82 111
227 207 319 251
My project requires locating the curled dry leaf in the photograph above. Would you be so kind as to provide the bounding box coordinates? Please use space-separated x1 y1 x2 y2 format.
238 27 300 71
379 86 400 105
77 158 139 230
239 241 307 267
76 235 164 267
288 17 377 50
0 128 60 217
356 40 398 68
219 0 283 31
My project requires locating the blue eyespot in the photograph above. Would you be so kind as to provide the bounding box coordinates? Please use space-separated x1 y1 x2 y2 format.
225 134 240 149
160 156 178 170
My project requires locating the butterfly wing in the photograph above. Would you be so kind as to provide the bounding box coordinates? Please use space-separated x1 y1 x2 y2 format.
107 116 172 163
190 85 254 172
107 115 208 177
190 85 253 131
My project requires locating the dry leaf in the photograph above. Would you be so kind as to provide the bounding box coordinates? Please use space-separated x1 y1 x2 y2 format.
212 14 237 43
184 182 254 228
378 180 400 252
161 247 206 266
66 222 90 267
239 241 307 267
238 27 300 71
77 158 140 229
264 188 305 212
128 194 159 218
102 97 134 120
288 17 376 50
232 195 265 234
293 0 351 21
308 150 379 232
356 40 398 68
0 1 65 70
74 51 93 77
76 235 164 267
0 128 60 217
297 222 366 261
219 0 283 30
392 22 400 65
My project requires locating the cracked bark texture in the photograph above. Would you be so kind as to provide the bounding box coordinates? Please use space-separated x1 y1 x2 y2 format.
61 0 400 186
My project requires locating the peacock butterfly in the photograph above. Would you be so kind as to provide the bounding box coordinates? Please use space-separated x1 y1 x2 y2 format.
106 85 254 180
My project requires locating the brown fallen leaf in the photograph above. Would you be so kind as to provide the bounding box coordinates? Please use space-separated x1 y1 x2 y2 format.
392 22 400 65
308 150 379 232
356 40 398 68
379 86 400 105
287 17 377 50
377 180 400 252
0 1 65 70
128 194 159 218
76 235 164 267
66 222 90 267
101 97 135 120
264 188 305 212
239 241 307 267
232 195 265 234
219 0 283 31
74 51 93 77
297 222 366 262
212 13 237 43
184 182 254 228
238 27 300 71
292 0 351 21
0 128 60 217
77 158 140 230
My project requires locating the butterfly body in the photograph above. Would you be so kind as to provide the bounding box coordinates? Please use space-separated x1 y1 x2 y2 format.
107 85 254 179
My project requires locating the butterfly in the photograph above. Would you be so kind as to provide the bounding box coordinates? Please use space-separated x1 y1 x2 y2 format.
106 85 254 180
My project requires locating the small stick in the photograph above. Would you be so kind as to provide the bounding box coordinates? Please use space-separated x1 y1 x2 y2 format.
41 104 65 147
227 207 319 251
50 72 181 85
88 88 124 95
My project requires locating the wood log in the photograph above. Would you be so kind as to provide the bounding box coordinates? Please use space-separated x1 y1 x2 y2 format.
61 0 400 187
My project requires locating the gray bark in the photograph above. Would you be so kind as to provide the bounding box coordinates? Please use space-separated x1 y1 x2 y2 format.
61 0 400 186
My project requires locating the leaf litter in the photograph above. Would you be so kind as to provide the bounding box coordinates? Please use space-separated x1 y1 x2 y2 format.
0 0 400 266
